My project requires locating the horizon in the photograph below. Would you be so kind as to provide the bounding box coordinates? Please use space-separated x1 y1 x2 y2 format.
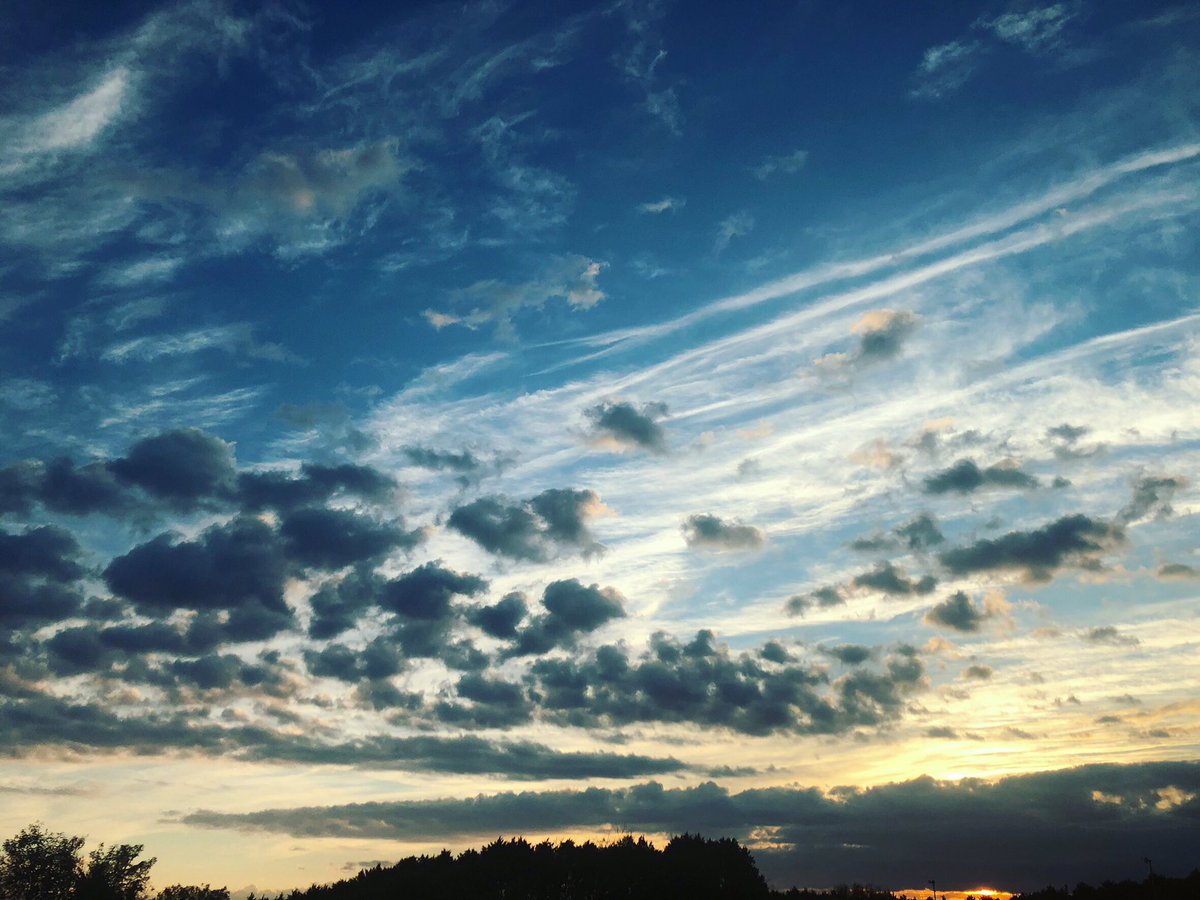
0 0 1197 894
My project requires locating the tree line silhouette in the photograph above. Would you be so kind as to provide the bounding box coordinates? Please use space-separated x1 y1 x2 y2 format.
2 823 1196 900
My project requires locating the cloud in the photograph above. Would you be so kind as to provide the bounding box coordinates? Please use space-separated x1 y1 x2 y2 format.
123 140 409 257
939 514 1124 583
402 446 484 477
527 631 923 737
784 585 845 616
424 255 606 338
923 458 1040 494
1116 474 1186 525
962 664 994 680
1 67 131 176
714 212 754 253
108 428 238 509
1157 562 1199 581
239 462 398 511
638 197 684 214
681 514 765 552
895 513 945 551
978 4 1077 52
585 399 668 453
466 592 527 640
851 309 919 361
753 150 808 181
851 562 936 597
909 40 983 100
0 690 686 780
182 762 1200 888
506 580 626 657
280 507 422 570
1081 625 1140 647
924 591 989 632
449 488 608 561
103 516 292 640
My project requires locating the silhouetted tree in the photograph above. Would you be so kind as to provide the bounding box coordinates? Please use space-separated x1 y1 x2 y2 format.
155 887 230 900
0 823 84 900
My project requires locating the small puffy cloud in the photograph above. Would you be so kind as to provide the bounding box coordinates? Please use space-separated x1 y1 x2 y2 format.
962 663 994 680
753 149 808 181
108 428 237 508
824 644 872 665
467 592 527 640
938 514 1124 583
507 580 626 657
1157 562 1199 581
449 488 608 561
280 507 422 570
852 561 937 597
682 513 766 552
1116 474 1186 525
819 310 920 372
924 591 988 633
785 585 845 616
852 309 919 361
585 399 669 453
1081 626 1140 647
896 513 945 551
103 517 293 641
923 458 1039 494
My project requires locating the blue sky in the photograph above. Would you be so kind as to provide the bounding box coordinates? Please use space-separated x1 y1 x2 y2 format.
1 0 1198 894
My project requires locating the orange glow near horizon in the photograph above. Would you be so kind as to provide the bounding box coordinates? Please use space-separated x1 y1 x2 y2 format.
899 889 1015 900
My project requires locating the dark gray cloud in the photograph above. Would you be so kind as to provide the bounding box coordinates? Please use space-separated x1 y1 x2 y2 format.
962 663 994 680
238 462 397 511
507 580 626 657
307 567 383 639
467 592 527 639
823 644 872 665
103 517 293 640
844 309 920 364
895 513 944 551
1157 562 1199 580
0 525 86 583
923 458 1039 494
681 514 765 552
526 631 923 736
402 446 483 476
108 428 238 509
380 562 488 620
280 507 421 570
1117 474 1187 525
784 585 844 616
0 691 685 780
448 488 606 560
924 591 987 632
1081 625 1140 647
938 513 1124 583
851 561 937 596
306 637 403 683
1046 423 1104 460
181 762 1200 890
585 400 669 452
0 432 400 523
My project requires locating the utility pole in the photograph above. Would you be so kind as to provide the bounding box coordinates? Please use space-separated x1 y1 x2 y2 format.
928 879 937 900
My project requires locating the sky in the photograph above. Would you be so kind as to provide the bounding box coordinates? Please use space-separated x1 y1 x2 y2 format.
0 0 1198 895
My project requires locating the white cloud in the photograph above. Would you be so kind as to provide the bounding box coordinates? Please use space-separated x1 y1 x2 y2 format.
715 211 754 253
638 197 684 214
753 149 808 181
0 67 132 176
